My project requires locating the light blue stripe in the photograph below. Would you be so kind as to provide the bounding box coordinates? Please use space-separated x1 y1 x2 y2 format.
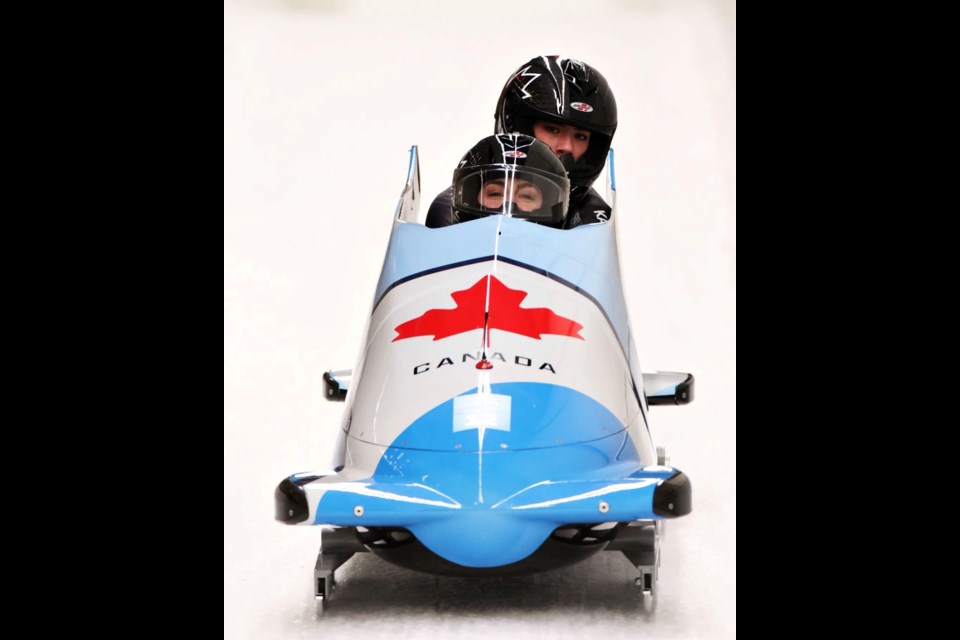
374 216 632 353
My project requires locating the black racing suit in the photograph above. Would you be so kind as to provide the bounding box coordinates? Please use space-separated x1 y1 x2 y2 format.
424 187 611 229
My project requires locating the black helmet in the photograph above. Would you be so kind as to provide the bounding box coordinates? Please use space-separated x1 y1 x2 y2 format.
494 56 617 201
451 134 570 228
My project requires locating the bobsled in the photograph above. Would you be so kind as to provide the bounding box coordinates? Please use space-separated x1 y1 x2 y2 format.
275 146 694 612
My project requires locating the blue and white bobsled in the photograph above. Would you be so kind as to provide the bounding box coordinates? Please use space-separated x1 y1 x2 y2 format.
275 147 693 608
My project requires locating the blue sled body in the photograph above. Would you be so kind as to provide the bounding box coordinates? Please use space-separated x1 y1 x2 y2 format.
275 147 693 577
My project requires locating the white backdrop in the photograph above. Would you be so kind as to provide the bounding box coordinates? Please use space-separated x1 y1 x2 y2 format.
224 0 735 637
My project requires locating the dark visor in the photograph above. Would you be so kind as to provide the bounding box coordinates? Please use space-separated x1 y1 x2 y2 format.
453 167 567 224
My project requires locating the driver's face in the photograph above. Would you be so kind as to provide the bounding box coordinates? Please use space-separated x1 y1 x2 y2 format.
478 179 543 212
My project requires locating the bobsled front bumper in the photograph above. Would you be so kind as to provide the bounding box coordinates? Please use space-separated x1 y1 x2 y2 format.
275 466 690 568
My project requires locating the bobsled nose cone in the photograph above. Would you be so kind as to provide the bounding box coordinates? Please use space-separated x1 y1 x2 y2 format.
410 512 555 568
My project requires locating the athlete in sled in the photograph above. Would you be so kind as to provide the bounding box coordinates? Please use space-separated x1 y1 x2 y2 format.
275 134 694 613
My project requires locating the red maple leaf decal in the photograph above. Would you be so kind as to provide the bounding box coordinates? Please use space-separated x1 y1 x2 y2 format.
393 276 584 342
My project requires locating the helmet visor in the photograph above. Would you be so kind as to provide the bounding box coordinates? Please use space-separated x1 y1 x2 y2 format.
453 167 568 224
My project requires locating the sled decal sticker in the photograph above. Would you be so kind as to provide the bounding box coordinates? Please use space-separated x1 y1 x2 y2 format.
392 275 584 342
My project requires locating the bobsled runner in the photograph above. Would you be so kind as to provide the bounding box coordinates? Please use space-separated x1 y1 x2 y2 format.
275 146 694 613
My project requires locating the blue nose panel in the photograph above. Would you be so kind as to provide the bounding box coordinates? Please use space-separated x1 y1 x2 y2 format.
362 382 642 567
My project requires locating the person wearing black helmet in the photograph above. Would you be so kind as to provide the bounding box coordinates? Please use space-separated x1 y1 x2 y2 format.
451 133 570 227
426 55 616 229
